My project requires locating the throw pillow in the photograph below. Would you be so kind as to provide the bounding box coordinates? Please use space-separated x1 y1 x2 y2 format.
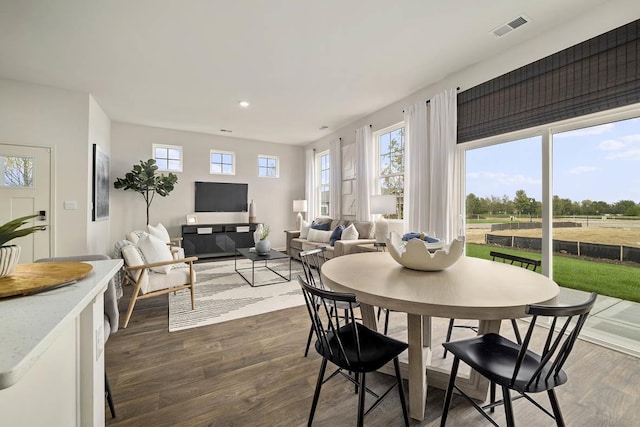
311 220 331 231
121 244 146 281
329 225 345 246
148 223 171 243
353 221 373 239
299 219 311 239
341 223 360 241
307 229 333 243
137 233 173 274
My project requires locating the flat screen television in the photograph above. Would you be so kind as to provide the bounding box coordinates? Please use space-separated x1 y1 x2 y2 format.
195 182 248 212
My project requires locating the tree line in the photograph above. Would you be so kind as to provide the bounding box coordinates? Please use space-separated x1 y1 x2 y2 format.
467 189 640 217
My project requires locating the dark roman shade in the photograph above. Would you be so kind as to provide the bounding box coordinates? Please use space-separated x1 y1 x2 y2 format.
457 19 640 144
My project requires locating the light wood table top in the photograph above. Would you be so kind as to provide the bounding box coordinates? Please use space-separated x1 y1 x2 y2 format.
321 252 560 421
0 262 94 299
321 252 559 319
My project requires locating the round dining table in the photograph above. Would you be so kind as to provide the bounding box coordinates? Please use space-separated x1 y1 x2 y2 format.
321 252 559 421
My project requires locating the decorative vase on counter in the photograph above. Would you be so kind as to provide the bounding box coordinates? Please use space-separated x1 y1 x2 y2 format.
0 245 21 278
255 239 271 255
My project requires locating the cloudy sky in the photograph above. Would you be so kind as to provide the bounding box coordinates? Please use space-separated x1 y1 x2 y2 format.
466 117 640 204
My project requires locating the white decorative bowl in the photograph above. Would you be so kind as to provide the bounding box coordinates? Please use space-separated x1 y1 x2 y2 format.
386 232 464 271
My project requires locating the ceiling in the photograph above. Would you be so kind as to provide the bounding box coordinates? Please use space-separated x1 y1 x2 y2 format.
0 0 617 145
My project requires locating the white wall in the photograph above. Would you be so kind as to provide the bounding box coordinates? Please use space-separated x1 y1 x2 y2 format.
87 95 112 255
0 79 92 256
110 122 305 250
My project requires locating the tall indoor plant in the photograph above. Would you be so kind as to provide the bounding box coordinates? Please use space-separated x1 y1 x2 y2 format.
0 214 47 278
113 159 178 225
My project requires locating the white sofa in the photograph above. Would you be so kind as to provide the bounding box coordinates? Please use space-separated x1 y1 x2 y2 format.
285 217 376 260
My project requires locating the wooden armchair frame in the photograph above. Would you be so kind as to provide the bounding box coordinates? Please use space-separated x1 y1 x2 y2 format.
123 256 197 328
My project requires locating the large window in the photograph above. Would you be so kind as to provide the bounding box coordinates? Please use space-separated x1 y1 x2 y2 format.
153 144 182 172
463 109 640 306
376 124 405 219
317 150 329 216
210 150 235 175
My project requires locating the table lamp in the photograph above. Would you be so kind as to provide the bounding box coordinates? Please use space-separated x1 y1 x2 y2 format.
370 195 396 244
293 199 308 229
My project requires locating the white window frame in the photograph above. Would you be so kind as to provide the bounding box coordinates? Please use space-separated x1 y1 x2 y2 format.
461 103 640 278
257 154 279 178
152 143 183 172
210 150 236 175
316 150 330 217
374 122 405 220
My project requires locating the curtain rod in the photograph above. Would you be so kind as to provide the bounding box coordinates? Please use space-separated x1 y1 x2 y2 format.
403 87 461 112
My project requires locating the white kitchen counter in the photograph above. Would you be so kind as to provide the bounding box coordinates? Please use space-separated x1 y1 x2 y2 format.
0 258 122 426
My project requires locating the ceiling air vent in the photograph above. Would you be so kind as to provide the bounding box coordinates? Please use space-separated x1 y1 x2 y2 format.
491 14 531 37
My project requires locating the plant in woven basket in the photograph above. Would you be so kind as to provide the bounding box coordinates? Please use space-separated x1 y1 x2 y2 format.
0 214 47 278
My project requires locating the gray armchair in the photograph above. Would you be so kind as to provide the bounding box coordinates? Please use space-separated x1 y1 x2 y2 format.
36 254 118 418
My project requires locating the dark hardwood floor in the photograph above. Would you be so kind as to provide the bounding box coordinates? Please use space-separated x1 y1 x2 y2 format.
106 284 640 426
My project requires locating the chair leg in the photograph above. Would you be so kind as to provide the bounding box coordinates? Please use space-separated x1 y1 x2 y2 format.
511 319 522 344
357 372 366 427
490 381 496 413
440 356 460 427
308 358 327 427
394 357 409 427
547 389 566 427
384 309 390 335
190 283 195 310
123 292 139 328
304 325 314 357
502 385 515 427
105 372 116 418
443 318 455 358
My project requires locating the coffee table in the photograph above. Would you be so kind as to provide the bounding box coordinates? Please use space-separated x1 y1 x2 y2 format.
234 248 292 287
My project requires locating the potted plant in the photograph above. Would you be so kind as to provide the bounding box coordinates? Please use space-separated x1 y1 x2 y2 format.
113 159 178 225
254 224 271 255
0 214 47 278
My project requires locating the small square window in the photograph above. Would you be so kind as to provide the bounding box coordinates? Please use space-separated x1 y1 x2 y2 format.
258 155 279 178
210 150 235 175
1 155 34 187
153 144 183 172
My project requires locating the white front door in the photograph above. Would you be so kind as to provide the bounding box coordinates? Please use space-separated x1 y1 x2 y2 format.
0 144 51 263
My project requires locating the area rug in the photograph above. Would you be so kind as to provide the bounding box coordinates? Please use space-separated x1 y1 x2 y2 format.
168 258 305 332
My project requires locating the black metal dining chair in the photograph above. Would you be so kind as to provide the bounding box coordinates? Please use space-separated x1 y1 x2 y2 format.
300 247 360 357
298 276 409 427
443 252 542 357
440 292 597 427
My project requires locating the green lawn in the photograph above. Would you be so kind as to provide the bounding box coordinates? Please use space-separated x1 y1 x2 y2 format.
466 243 640 303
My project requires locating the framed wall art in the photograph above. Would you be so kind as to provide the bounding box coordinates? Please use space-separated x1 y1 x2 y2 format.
92 144 110 221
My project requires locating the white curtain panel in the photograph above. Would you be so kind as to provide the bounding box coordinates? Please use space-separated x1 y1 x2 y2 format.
355 125 373 221
329 138 342 218
427 88 462 243
404 101 429 233
305 148 317 220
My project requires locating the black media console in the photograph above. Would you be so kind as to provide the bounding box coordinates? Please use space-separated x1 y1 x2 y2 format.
182 223 258 259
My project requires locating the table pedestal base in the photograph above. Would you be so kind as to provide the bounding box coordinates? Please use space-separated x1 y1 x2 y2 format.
360 303 501 421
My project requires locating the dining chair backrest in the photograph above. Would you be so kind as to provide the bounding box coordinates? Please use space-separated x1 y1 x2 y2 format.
299 247 327 289
490 251 541 271
512 292 597 390
298 276 360 367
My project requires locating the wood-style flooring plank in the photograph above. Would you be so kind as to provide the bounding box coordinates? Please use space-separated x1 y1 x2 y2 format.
106 284 640 426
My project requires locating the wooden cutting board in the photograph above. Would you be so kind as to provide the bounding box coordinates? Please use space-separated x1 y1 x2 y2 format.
0 262 94 299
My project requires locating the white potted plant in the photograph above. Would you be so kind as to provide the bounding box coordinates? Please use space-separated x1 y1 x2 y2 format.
254 224 271 255
0 214 47 278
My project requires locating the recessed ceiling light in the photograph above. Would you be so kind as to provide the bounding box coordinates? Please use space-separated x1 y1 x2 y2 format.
238 101 250 108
